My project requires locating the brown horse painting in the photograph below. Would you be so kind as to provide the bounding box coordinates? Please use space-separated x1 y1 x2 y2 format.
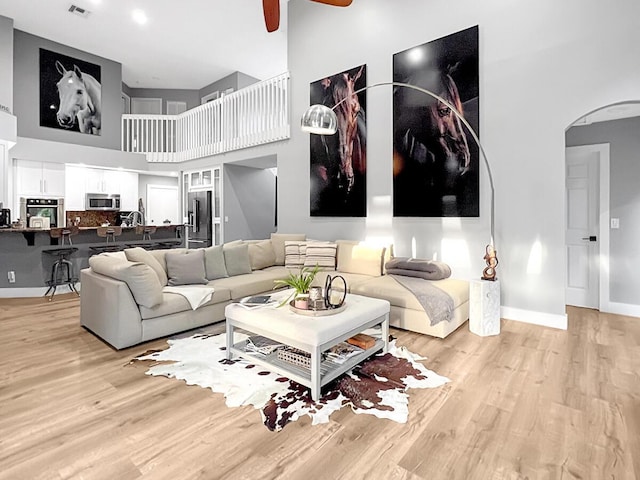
310 65 367 217
393 68 478 217
393 25 479 218
331 65 366 193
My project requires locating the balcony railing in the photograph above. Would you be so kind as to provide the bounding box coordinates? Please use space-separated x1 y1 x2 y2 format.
122 72 290 162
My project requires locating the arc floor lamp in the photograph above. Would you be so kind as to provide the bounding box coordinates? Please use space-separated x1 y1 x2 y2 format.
300 81 498 279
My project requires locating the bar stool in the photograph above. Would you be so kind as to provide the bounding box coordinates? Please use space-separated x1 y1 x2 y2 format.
89 226 123 256
44 226 80 301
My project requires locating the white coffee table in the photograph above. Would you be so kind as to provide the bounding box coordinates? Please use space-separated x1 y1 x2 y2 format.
225 293 391 401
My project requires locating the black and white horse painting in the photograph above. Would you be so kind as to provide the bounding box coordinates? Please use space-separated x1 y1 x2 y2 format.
40 48 102 136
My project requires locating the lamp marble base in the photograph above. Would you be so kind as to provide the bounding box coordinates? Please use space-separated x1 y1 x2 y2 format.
469 279 501 336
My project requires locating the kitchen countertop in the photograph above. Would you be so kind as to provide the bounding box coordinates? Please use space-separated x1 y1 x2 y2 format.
0 224 183 233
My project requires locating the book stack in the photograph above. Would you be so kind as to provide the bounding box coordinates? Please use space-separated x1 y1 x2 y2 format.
245 335 284 355
325 342 363 365
347 333 376 350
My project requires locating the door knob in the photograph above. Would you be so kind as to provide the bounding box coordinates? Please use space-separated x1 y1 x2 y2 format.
581 236 597 242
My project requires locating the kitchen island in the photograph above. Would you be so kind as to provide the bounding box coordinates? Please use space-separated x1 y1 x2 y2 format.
0 225 184 293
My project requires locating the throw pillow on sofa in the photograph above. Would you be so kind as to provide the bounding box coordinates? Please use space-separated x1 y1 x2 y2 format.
165 249 208 286
271 233 306 265
203 245 229 280
223 243 253 276
247 240 276 270
304 242 337 270
88 255 163 308
125 247 168 286
284 240 307 269
336 241 387 277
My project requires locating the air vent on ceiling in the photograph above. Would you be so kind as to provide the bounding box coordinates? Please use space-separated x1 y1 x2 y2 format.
68 4 90 18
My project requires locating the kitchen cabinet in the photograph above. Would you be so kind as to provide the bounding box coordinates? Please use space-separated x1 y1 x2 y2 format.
64 165 87 210
187 169 213 189
15 160 65 198
119 171 139 210
85 168 123 194
64 165 139 211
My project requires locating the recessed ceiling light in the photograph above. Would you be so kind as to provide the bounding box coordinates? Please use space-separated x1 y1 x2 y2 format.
132 9 148 25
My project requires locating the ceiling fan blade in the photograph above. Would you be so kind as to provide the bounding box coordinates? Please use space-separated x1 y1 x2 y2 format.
310 0 353 6
263 0 280 32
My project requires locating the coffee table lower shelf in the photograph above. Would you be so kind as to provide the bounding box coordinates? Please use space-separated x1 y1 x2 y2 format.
229 339 385 395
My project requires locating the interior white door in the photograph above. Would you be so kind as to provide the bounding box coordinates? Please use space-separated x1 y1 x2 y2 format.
565 147 599 308
166 101 187 115
146 184 179 225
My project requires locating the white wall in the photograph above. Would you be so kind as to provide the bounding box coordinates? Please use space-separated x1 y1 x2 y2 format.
281 0 640 326
10 137 148 170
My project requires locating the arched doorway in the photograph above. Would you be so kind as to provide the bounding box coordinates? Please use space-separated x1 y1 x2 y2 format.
565 102 640 317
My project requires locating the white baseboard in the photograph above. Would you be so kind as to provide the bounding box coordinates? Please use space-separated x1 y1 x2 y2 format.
501 306 568 330
0 284 81 298
603 302 640 318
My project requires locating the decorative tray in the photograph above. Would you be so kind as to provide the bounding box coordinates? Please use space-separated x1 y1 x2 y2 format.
288 300 347 317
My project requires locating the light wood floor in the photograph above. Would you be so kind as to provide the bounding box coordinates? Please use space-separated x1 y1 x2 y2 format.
1 296 638 480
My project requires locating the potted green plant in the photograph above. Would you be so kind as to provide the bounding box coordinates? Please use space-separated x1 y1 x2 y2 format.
273 264 321 309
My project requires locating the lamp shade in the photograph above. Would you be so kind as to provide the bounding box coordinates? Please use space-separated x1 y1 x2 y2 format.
300 104 338 134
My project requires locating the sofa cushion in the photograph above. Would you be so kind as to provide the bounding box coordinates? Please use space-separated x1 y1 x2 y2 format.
223 243 253 276
304 241 337 270
210 269 289 300
271 233 306 265
284 241 307 269
165 249 208 286
248 240 276 270
203 245 229 280
88 255 163 308
336 241 387 277
101 251 127 261
125 247 168 286
351 275 469 310
139 287 232 320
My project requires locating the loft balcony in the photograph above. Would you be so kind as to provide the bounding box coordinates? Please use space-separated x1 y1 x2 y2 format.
121 72 290 163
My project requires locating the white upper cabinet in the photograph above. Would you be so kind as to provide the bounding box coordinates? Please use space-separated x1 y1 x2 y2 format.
118 171 139 211
64 165 87 211
64 165 139 212
15 160 65 198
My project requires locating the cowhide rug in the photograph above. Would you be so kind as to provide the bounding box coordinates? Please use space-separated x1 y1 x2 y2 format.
132 331 449 431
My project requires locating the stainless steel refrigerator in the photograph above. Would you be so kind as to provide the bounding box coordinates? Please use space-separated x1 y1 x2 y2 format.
187 191 212 248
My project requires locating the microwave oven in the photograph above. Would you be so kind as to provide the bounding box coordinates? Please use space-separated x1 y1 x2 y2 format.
86 193 121 211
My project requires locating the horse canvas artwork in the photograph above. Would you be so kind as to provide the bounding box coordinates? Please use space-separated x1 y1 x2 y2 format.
393 26 479 217
309 65 367 217
40 49 102 136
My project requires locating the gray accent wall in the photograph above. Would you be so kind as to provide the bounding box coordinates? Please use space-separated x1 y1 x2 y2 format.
13 30 122 150
282 0 640 322
199 72 259 103
566 117 640 305
223 164 276 241
127 87 200 112
237 72 261 89
0 15 13 113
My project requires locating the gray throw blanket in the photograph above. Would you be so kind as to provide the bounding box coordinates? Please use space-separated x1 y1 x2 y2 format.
391 274 454 326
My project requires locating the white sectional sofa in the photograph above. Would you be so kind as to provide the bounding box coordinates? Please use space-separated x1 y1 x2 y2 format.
80 234 470 349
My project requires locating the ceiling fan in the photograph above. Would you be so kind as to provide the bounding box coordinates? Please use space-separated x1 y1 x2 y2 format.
262 0 353 32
